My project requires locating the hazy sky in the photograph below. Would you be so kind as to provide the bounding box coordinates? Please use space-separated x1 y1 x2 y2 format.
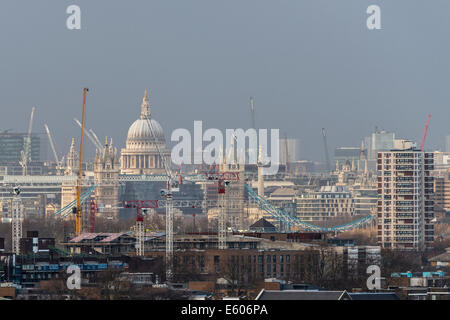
1 1 449 162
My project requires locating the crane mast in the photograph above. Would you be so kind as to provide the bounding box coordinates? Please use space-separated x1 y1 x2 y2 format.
141 89 176 281
207 171 241 249
21 107 35 176
165 189 174 276
76 88 88 235
249 97 256 130
218 179 227 250
44 124 62 174
11 187 23 254
420 114 431 151
135 204 145 257
122 200 159 257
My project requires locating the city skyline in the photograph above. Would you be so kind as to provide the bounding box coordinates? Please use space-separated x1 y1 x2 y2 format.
1 1 449 303
1 1 450 162
2 89 448 164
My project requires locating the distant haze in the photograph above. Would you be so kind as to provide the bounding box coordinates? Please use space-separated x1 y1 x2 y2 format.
1 1 449 162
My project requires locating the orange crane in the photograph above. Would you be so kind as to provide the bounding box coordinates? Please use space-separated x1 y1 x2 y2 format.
420 114 431 151
75 88 89 235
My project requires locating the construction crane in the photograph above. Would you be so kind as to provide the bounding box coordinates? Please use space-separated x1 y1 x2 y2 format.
75 88 89 235
122 200 159 256
249 96 256 129
420 114 431 151
248 97 257 162
73 118 102 151
89 129 103 148
139 91 240 275
120 191 244 255
134 90 241 277
20 107 35 176
218 179 227 249
11 186 23 254
141 89 178 281
322 128 331 172
44 124 63 174
212 172 240 249
44 124 59 165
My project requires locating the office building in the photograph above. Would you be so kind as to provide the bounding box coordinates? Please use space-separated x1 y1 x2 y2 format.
371 131 395 160
0 132 40 164
433 170 450 219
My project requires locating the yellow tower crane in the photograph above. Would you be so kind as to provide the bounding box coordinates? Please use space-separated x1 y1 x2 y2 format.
75 88 89 235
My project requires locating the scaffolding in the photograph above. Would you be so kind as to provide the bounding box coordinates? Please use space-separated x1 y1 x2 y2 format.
165 192 174 280
136 218 145 256
11 191 22 254
218 191 226 250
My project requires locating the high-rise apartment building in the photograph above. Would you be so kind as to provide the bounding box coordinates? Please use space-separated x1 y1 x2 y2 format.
433 170 450 218
377 149 434 250
442 171 450 214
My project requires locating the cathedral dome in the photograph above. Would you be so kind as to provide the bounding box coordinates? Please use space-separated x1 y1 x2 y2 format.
121 89 170 175
126 89 165 144
127 118 165 142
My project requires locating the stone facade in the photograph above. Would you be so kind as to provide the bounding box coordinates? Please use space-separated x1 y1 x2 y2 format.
94 139 120 219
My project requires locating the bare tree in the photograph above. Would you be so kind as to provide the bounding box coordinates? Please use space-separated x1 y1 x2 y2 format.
220 255 255 297
172 252 203 283
77 268 135 300
337 227 377 246
291 248 350 290
380 249 422 277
